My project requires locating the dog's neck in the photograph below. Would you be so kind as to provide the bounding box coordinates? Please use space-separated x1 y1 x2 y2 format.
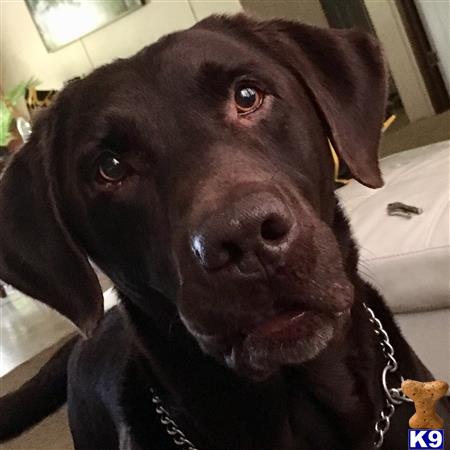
121 283 384 449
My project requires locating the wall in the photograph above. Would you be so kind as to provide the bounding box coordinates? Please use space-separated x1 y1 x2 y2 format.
240 0 328 26
189 0 242 21
364 0 434 121
414 0 450 95
1 0 92 92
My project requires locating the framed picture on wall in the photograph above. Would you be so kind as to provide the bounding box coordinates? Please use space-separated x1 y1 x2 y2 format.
25 0 146 52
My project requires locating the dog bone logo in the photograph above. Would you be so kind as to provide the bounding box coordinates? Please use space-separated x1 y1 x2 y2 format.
402 379 449 429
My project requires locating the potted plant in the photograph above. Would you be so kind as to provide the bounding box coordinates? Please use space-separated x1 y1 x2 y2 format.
0 78 39 151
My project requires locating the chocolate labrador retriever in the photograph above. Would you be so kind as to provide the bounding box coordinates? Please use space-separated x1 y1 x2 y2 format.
0 15 448 450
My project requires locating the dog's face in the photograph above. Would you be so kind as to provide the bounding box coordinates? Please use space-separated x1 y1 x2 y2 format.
0 16 386 380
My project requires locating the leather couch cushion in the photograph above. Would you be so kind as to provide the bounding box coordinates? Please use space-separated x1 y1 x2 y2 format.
337 140 450 314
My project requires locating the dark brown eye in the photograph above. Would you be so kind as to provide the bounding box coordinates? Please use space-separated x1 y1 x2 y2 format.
234 86 264 115
97 152 130 183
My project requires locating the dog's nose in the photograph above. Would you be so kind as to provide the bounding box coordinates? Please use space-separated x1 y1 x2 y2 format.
191 193 294 273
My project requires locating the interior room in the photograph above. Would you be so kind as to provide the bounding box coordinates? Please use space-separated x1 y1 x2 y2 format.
1 1 449 449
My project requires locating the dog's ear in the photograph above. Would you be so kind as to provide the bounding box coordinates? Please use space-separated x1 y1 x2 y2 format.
246 19 386 188
0 139 103 336
274 21 387 188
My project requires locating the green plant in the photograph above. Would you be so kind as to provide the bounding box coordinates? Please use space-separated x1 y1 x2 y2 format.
0 77 40 147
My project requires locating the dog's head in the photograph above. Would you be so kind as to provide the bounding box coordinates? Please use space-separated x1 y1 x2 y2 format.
0 16 386 379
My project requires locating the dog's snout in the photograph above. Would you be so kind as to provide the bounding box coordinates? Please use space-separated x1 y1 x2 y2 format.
191 193 294 273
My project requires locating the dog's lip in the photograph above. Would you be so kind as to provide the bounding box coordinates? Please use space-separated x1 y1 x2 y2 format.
246 307 348 341
187 307 348 340
183 304 350 353
251 309 307 335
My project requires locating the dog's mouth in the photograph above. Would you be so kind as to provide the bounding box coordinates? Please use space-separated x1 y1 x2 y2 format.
246 307 345 340
179 269 354 380
183 303 351 380
226 306 349 379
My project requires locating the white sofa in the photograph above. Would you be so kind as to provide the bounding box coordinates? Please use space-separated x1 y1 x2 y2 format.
337 140 450 382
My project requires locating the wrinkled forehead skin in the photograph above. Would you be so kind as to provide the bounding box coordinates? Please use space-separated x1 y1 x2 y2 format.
46 22 333 302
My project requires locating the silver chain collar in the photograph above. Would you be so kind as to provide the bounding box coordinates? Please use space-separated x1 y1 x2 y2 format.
150 389 199 450
363 303 412 448
150 303 411 450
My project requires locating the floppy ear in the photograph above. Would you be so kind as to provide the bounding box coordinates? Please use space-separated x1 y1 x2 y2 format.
0 140 103 336
261 20 387 188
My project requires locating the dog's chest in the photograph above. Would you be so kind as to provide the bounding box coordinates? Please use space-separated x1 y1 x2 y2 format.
119 375 366 450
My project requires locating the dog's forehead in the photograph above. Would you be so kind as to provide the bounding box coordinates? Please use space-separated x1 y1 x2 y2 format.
138 27 282 105
153 27 267 74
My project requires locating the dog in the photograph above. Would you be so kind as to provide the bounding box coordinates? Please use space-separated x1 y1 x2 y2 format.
0 15 448 450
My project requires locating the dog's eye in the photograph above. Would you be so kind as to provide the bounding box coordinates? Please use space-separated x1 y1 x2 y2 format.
234 86 264 115
97 152 130 183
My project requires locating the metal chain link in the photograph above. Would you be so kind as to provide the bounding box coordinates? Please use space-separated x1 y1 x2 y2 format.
150 389 199 450
150 304 409 450
363 303 412 448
